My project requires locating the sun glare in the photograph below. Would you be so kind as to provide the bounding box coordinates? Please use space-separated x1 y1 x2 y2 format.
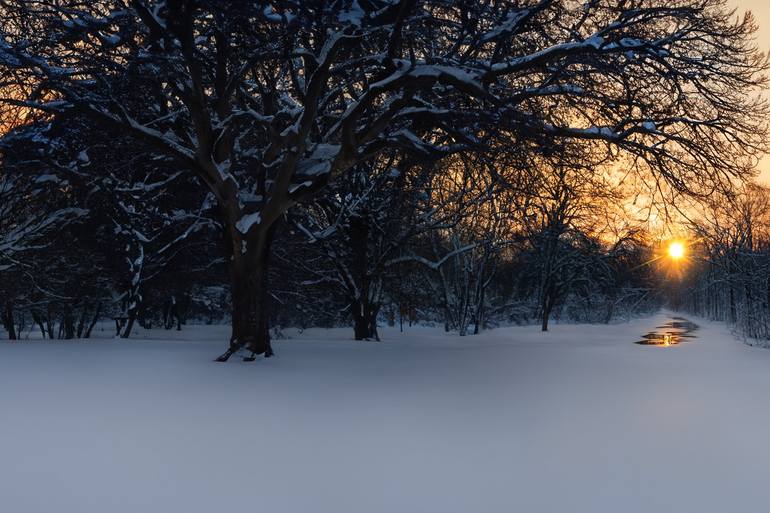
668 241 685 260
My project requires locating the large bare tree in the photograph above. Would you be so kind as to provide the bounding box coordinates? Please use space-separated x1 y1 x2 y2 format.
0 0 766 359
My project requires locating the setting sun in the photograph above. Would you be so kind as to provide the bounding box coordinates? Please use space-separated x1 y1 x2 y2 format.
668 241 685 260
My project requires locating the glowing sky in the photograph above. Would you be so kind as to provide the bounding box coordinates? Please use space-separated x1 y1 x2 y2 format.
735 0 770 183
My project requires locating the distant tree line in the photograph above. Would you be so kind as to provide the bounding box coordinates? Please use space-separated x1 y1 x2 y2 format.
674 184 770 343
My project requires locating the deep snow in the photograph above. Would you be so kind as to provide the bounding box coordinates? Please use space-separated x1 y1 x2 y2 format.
2 312 770 513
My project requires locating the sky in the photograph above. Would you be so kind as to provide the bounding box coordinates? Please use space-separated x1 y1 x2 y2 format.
735 0 770 183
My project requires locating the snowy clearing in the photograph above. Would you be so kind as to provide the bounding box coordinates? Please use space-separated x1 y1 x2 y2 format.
2 312 770 513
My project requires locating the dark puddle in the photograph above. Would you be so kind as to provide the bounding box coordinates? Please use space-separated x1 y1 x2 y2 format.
635 318 699 346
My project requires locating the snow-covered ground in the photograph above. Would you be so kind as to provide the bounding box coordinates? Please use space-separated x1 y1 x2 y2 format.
2 312 770 513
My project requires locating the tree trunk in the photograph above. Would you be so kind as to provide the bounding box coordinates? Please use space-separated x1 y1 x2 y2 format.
352 299 379 340
541 290 554 332
76 308 87 338
473 283 487 335
32 310 47 338
61 307 75 339
3 302 17 340
121 312 137 339
163 299 172 329
539 232 559 332
84 303 101 339
216 224 276 362
347 212 381 341
46 304 55 342
604 294 615 324
164 296 180 330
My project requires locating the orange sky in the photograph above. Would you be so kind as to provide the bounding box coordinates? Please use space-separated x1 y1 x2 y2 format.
735 0 770 184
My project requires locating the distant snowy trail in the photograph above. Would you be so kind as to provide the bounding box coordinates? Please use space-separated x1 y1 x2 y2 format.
2 312 770 513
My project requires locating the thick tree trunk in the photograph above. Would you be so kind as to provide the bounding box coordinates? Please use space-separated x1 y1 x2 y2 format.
61 307 75 339
216 224 276 362
347 213 382 341
3 302 17 340
352 299 379 340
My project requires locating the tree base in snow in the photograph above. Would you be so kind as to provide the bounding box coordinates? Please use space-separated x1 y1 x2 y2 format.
215 342 274 362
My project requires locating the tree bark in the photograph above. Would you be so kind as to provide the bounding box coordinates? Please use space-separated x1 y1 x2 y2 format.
121 311 137 339
216 224 276 362
347 212 382 341
3 302 17 340
76 308 87 338
62 308 75 339
32 310 47 339
352 299 379 340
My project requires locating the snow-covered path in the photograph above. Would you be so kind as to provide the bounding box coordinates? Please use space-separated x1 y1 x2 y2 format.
2 312 770 513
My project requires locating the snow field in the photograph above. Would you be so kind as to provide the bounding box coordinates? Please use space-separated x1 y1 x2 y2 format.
1 312 770 513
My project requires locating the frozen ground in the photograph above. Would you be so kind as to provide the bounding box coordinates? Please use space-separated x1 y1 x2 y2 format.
2 311 770 513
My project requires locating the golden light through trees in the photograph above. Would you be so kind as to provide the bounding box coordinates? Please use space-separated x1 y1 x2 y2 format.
668 241 685 260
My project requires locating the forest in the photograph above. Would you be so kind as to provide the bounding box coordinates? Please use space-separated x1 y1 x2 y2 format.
2 0 769 355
